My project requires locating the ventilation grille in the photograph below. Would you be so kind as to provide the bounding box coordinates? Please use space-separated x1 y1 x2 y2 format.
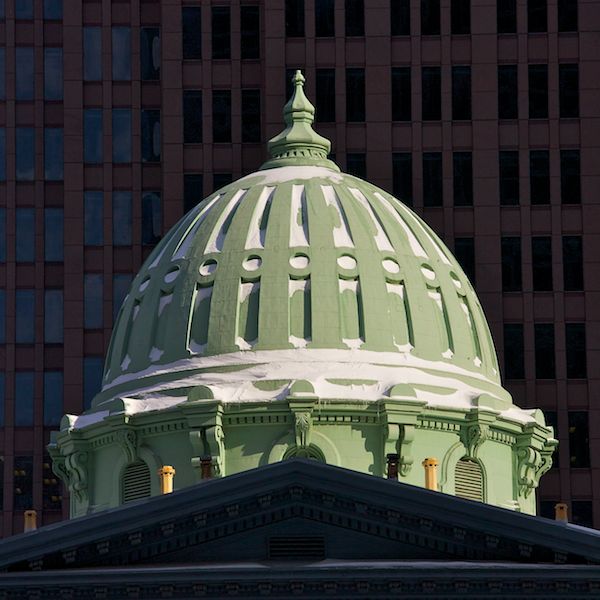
455 459 484 502
122 460 151 504
268 536 325 560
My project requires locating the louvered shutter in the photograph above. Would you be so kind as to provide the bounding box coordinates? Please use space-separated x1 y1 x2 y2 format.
455 459 484 502
122 460 151 503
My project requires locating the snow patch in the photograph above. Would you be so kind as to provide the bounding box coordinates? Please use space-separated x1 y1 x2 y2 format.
322 185 354 248
349 188 394 252
204 189 246 254
245 186 274 250
289 184 310 247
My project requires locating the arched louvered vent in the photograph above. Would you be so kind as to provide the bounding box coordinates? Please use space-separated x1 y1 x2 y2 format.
455 458 484 502
122 460 151 504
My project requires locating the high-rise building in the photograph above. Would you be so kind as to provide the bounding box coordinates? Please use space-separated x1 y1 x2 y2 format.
0 0 598 536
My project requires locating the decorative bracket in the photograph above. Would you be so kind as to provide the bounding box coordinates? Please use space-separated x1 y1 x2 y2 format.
460 411 496 459
116 429 138 464
516 423 558 498
64 450 89 505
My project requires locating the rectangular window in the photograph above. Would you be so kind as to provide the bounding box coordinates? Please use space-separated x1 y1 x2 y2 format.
498 65 518 119
44 128 63 181
345 0 364 36
13 457 33 510
560 149 580 204
44 48 63 100
142 192 161 246
17 128 36 180
451 0 470 34
113 274 133 320
214 173 232 189
529 150 549 204
44 208 63 262
44 0 62 20
44 289 63 344
16 47 34 100
16 0 33 19
532 236 552 291
421 0 440 35
558 0 577 32
422 67 441 121
392 153 413 206
453 152 473 206
454 237 475 284
452 66 471 120
212 6 231 59
113 191 132 246
499 151 519 205
140 27 160 81
112 109 132 163
183 90 202 144
544 410 558 468
503 324 524 379
184 174 203 213
528 64 548 119
16 290 35 344
563 235 583 291
571 501 593 528
84 191 103 246
43 372 63 426
242 90 261 143
15 372 34 426
84 109 103 164
559 64 579 118
0 290 6 343
346 68 365 122
0 210 4 261
423 152 443 207
392 67 411 122
534 323 555 379
286 0 305 37
16 208 35 263
0 48 5 99
83 27 102 81
0 372 4 426
112 27 131 81
83 357 103 410
182 7 202 59
497 0 517 33
84 274 103 329
212 90 232 143
315 0 335 36
346 153 366 179
316 69 336 123
241 5 260 58
501 237 522 292
566 323 586 379
43 454 62 510
0 129 4 181
141 110 161 163
391 0 410 35
528 0 547 33
568 411 590 468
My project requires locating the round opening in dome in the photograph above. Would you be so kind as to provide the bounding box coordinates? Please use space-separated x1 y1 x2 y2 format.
290 254 310 269
382 259 400 274
337 255 357 270
164 266 180 283
199 260 218 276
243 256 262 271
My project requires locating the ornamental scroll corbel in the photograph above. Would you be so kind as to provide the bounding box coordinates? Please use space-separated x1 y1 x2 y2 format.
385 423 415 477
462 422 490 459
294 412 312 449
116 429 138 464
189 424 225 478
64 451 89 504
517 446 543 498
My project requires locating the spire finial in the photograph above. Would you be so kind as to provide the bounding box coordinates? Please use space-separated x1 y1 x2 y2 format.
261 70 339 171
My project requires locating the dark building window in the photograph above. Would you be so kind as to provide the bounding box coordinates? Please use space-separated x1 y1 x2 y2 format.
241 6 260 58
560 150 580 204
84 27 102 81
113 192 132 246
44 208 64 262
316 69 336 123
15 372 34 426
421 0 440 35
528 0 547 32
497 0 517 33
183 91 202 144
112 27 131 81
528 64 548 118
16 1 33 19
44 0 62 20
451 0 470 34
315 0 335 36
44 128 63 181
16 209 35 263
113 274 133 320
346 153 366 179
0 129 4 181
16 290 35 344
569 411 590 468
0 208 4 262
84 274 103 329
44 48 63 100
532 236 552 291
44 289 63 344
454 237 475 284
141 110 161 163
0 290 4 344
182 8 202 59
0 49 5 99
566 323 586 379
534 323 555 379
422 67 441 120
571 501 593 528
391 0 410 35
84 191 103 246
453 152 473 206
452 66 471 120
498 65 518 119
43 371 63 426
140 27 160 81
43 454 62 510
563 235 583 291
214 173 232 189
184 174 203 213
529 150 549 205
392 153 413 206
559 64 579 118
286 0 305 37
544 410 558 468
423 152 443 207
242 90 261 143
16 47 34 100
84 109 102 164
83 357 103 410
142 192 162 246
213 90 232 143
16 127 35 180
391 67 411 121
558 0 578 32
13 457 33 510
501 237 522 292
112 109 132 163
499 150 519 205
346 68 365 122
345 0 364 36
212 6 231 59
503 324 525 379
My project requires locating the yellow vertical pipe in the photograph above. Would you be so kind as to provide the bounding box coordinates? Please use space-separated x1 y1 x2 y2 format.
24 510 37 532
157 465 176 494
422 458 439 491
555 502 568 523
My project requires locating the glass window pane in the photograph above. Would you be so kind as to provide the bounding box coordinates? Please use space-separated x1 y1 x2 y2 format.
566 323 586 379
16 47 34 100
83 357 103 410
499 150 519 205
84 109 103 163
212 90 231 143
241 5 260 57
141 110 161 162
392 153 413 206
84 191 104 246
559 64 579 118
453 152 473 206
241 89 261 143
112 109 132 163
0 129 5 181
498 65 518 119
503 323 524 379
497 0 517 33
316 69 336 123
346 68 365 122
113 274 132 320
392 67 411 122
286 0 305 36
183 91 202 143
563 235 583 291
182 7 202 59
16 208 35 263
528 64 548 119
44 208 63 262
44 371 63 426
113 191 132 245
140 27 160 81
16 0 33 18
0 208 5 261
501 237 522 292
534 323 555 379
44 128 64 181
451 0 470 34
345 0 364 36
213 173 232 189
44 289 63 344
44 0 62 19
532 236 552 291
452 66 471 120
15 372 34 426
44 48 63 100
391 0 410 36
561 149 581 204
529 150 550 204
0 48 5 99
423 152 443 206
84 27 102 81
15 290 35 344
212 6 231 59
142 192 161 245
568 411 590 468
454 237 475 284
184 174 203 213
0 373 4 426
421 0 440 35
84 274 103 329
13 456 33 510
112 27 131 81
558 0 577 32
422 66 441 120
0 289 5 343
346 153 366 178
528 0 547 33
